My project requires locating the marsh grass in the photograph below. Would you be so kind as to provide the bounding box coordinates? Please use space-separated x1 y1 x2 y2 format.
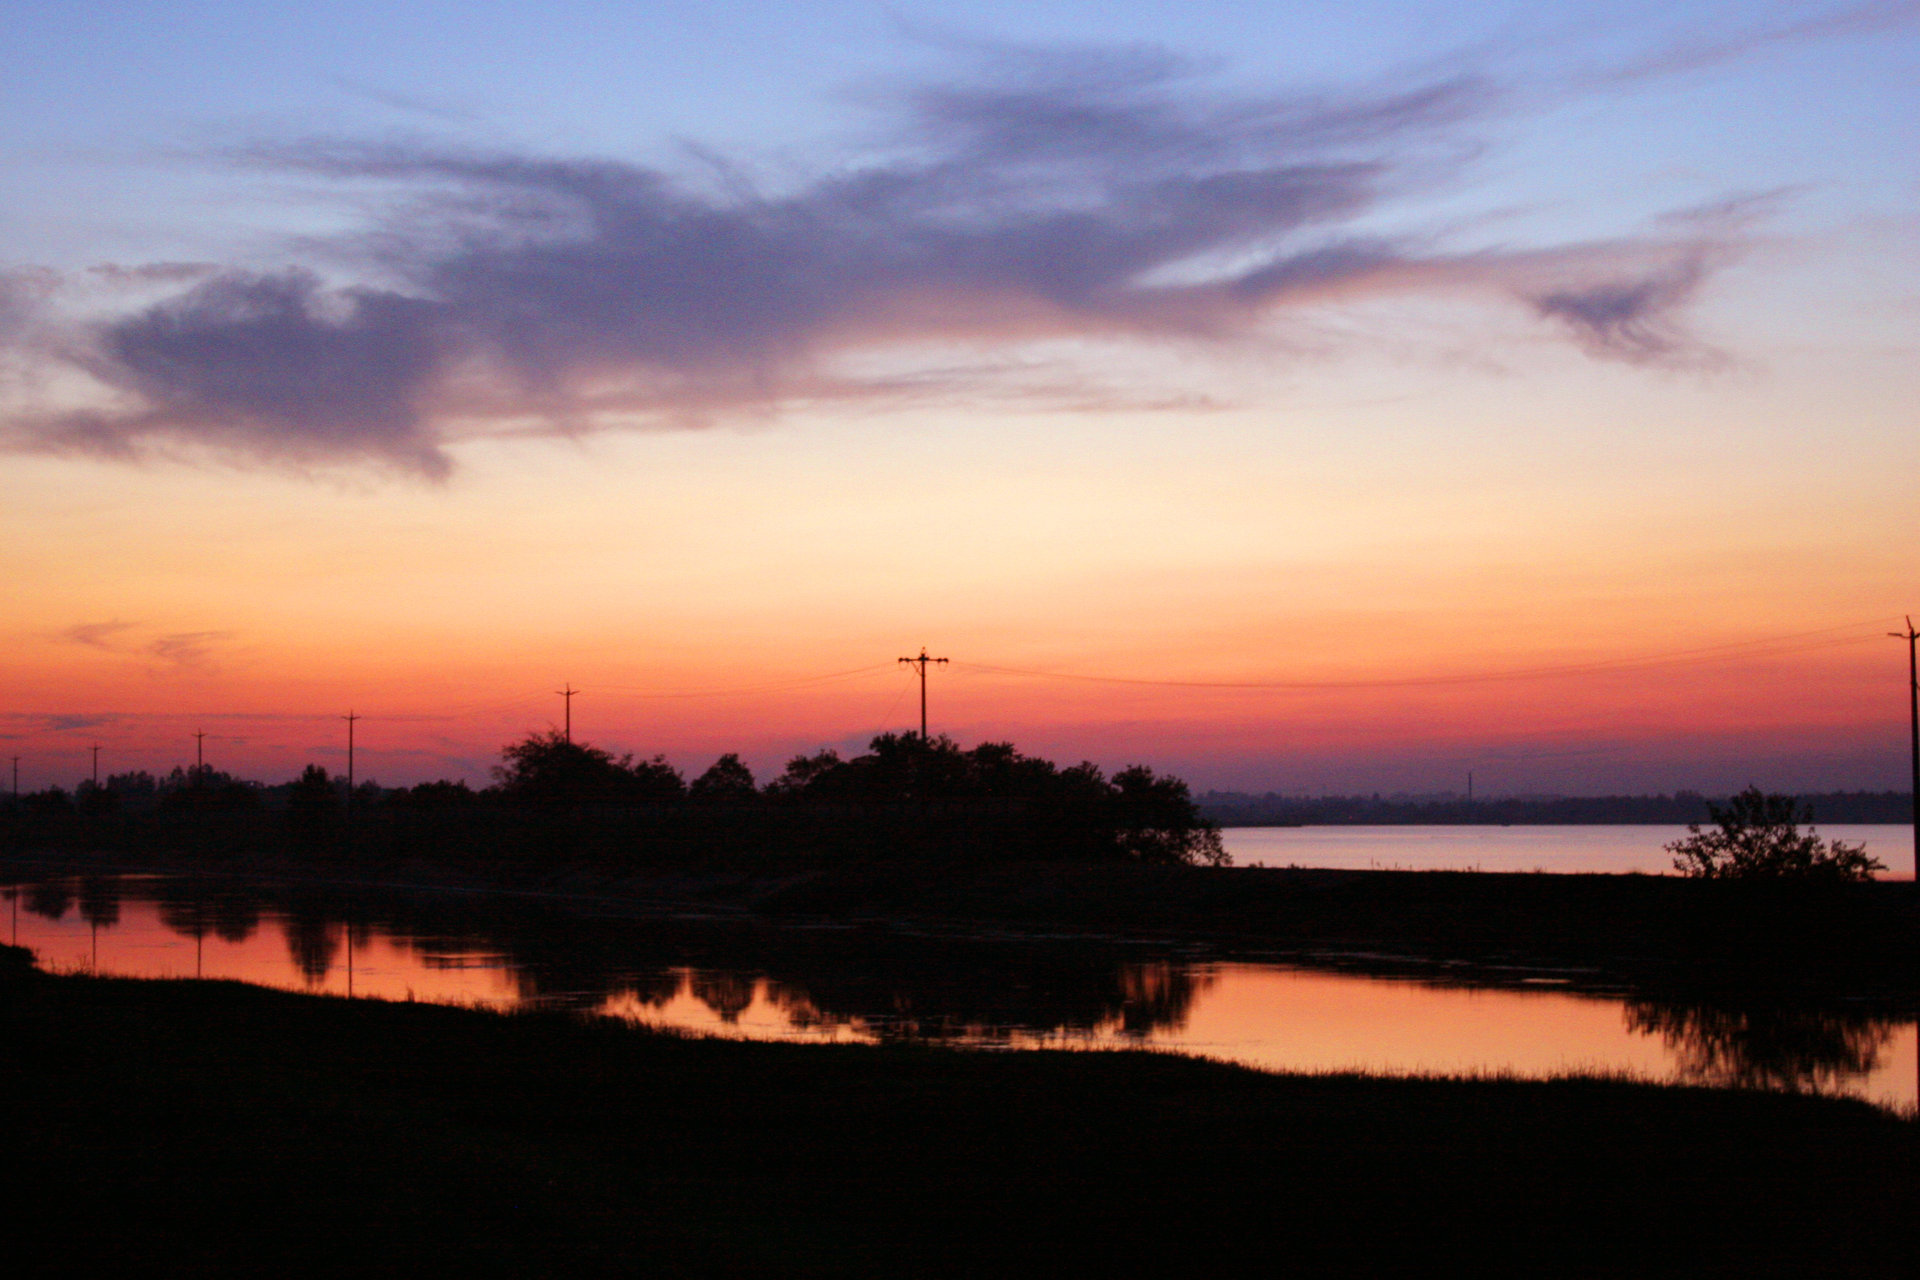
5 960 1914 1276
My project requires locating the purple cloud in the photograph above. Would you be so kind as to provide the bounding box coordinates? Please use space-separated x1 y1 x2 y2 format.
1531 256 1716 365
4 49 1755 475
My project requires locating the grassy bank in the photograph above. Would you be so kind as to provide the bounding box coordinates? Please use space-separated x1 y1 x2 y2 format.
4 950 1913 1276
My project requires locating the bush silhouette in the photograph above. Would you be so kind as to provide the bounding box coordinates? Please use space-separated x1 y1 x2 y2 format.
1665 788 1883 882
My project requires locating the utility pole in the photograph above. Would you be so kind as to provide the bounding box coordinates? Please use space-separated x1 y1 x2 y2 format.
557 684 577 743
342 712 360 817
10 756 18 798
90 744 100 788
194 729 206 775
1894 617 1919 880
897 648 949 742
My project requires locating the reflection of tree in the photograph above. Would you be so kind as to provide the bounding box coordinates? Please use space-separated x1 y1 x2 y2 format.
619 970 684 1009
77 879 121 929
281 909 341 985
750 950 1213 1044
157 885 214 939
1113 963 1209 1038
156 883 215 977
24 881 73 921
691 971 757 1023
5 873 1215 1045
211 895 261 943
1626 997 1895 1094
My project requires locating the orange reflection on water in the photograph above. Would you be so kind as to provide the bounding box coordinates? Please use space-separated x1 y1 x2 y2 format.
13 889 1914 1112
15 895 523 1009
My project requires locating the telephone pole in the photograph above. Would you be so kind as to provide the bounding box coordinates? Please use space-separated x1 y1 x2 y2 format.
90 744 100 787
342 712 360 816
1894 617 1919 879
897 648 949 741
557 684 577 743
194 729 206 773
10 756 18 798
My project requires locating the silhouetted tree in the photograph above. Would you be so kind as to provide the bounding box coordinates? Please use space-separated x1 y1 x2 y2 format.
390 780 477 810
690 753 757 803
1666 788 1883 881
766 748 842 798
288 764 341 823
762 734 1225 865
494 731 684 806
21 787 72 817
75 779 118 816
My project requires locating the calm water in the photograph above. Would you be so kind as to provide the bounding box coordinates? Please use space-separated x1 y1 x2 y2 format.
1223 824 1915 876
6 864 1914 1112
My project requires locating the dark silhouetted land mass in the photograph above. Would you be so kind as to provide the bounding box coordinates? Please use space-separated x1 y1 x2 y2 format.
1199 789 1914 826
4 950 1912 1277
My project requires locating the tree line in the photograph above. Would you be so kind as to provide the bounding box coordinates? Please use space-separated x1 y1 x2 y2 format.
0 731 1226 869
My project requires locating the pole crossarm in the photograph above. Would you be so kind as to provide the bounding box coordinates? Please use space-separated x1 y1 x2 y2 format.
898 648 949 741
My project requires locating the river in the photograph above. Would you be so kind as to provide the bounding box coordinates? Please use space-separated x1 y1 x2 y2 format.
6 845 1913 1112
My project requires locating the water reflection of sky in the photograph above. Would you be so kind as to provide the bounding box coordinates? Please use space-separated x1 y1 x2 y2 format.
1223 825 1914 876
5 875 1914 1112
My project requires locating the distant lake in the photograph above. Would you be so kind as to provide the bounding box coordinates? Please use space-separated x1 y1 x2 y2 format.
6 869 1914 1112
1221 824 1915 877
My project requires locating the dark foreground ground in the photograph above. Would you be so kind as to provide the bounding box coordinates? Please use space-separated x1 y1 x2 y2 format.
4 947 1913 1278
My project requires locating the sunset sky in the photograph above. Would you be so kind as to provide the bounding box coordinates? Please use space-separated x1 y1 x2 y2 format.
3 1 1916 796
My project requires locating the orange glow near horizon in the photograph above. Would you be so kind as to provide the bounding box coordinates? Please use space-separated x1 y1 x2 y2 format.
3 380 1914 794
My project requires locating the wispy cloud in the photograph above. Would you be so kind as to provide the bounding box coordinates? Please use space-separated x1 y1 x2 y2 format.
61 620 140 650
146 631 233 672
1600 0 1920 83
1530 254 1718 366
6 20 1898 477
54 621 233 673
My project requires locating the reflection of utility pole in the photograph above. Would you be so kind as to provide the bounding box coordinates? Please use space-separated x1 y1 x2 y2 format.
557 685 577 743
1893 617 1919 880
897 648 949 741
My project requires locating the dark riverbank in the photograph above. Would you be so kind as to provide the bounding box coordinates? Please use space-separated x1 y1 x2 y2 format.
4 953 1911 1277
9 849 1920 1002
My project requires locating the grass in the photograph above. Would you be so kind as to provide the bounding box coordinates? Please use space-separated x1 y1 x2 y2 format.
4 955 1914 1277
